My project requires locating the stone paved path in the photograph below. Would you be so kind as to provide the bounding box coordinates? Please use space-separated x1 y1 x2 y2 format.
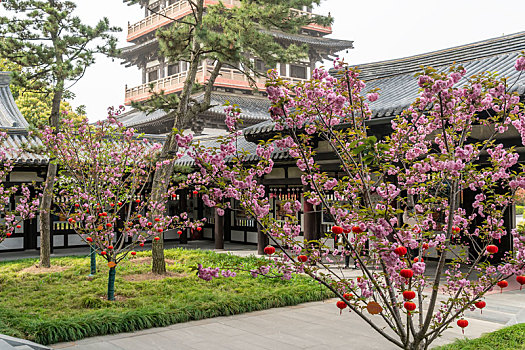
52 288 525 350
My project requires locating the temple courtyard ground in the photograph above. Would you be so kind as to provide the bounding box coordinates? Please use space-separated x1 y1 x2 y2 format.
2 241 525 350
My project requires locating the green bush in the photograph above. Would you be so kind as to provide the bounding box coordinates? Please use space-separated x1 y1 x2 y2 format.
517 205 524 215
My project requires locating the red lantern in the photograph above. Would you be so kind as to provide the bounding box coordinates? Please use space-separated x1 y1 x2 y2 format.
452 227 460 234
154 237 160 241
343 228 351 234
414 257 423 263
131 251 136 256
394 246 407 256
6 232 12 237
422 243 429 250
193 190 198 195
118 202 123 206
400 269 414 279
109 203 115 207
158 228 163 233
457 319 468 334
486 245 498 254
352 225 363 234
135 199 141 204
177 230 183 235
332 226 343 235
155 218 160 222
497 280 508 293
106 223 112 228
404 301 416 312
264 246 275 255
86 237 93 242
298 255 308 262
74 203 80 208
108 245 113 250
474 300 486 314
147 222 153 227
197 227 202 232
516 275 525 290
101 251 107 256
16 224 21 229
139 243 144 247
137 214 142 218
403 290 416 300
343 293 352 300
336 300 347 314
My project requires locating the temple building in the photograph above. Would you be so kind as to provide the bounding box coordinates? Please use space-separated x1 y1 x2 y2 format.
118 0 354 135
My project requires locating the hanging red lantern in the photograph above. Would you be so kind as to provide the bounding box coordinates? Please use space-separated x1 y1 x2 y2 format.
131 251 136 256
497 280 508 293
139 243 144 247
332 226 343 235
154 237 160 241
108 245 113 250
6 233 11 237
486 245 498 254
352 225 363 234
400 269 414 279
336 300 347 314
452 227 460 234
413 257 423 263
394 246 407 256
457 319 468 334
193 190 198 195
404 301 416 312
516 275 525 290
196 227 202 232
422 243 429 250
177 230 183 235
16 224 21 229
264 246 275 255
101 251 107 256
298 255 308 262
343 293 353 300
86 237 93 242
403 290 416 300
474 300 486 314
343 228 351 234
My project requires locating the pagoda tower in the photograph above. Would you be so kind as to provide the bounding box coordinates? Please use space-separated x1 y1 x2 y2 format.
120 0 353 135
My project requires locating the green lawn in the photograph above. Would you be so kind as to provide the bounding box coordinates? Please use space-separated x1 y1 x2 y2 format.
436 323 525 350
0 248 329 345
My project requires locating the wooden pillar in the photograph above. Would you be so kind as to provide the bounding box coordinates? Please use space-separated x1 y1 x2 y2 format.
179 190 188 244
215 209 224 249
303 198 316 242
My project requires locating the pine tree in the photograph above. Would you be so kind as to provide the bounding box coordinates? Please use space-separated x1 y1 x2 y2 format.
0 0 119 267
125 0 332 274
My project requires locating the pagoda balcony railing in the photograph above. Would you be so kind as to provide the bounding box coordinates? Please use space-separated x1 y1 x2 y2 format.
124 65 305 105
127 0 331 41
127 0 241 41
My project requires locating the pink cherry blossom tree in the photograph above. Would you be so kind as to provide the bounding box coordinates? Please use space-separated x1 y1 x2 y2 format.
188 56 525 349
41 107 195 300
0 131 40 242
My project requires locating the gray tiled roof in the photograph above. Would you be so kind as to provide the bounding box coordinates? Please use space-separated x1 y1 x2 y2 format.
2 130 47 165
118 92 271 128
0 72 29 128
246 32 525 136
264 30 353 51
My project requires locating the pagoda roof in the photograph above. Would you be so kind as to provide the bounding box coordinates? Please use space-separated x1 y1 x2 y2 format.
118 92 272 130
0 72 29 129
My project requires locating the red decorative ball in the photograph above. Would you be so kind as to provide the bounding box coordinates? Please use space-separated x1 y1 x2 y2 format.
137 214 142 218
400 269 414 279
331 226 343 235
135 199 141 203
336 300 347 310
118 202 123 206
264 246 275 255
516 275 525 286
86 237 93 242
109 203 115 207
147 222 153 227
422 243 429 250
106 223 112 228
158 228 163 233
343 293 352 300
6 232 12 237
154 237 160 241
452 227 461 234
352 225 363 234
394 246 407 256
101 251 107 255
497 280 508 291
457 319 468 329
155 218 160 222
177 230 183 235
403 290 416 300
404 301 416 311
343 228 351 234
74 203 80 207
298 255 308 262
131 251 136 256
16 225 21 229
196 227 202 232
486 245 498 254
139 243 144 247
193 190 198 195
414 257 423 263
474 300 486 310
108 245 113 250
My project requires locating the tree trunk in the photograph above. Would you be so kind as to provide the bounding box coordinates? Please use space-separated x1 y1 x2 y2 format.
39 87 63 268
89 245 97 276
107 266 116 301
151 151 175 274
214 209 224 249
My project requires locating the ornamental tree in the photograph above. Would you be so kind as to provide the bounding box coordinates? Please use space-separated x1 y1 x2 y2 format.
188 56 525 349
40 109 195 300
0 0 119 267
0 132 40 242
124 0 333 274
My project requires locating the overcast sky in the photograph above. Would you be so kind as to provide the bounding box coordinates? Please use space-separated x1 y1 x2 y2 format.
43 1 525 120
